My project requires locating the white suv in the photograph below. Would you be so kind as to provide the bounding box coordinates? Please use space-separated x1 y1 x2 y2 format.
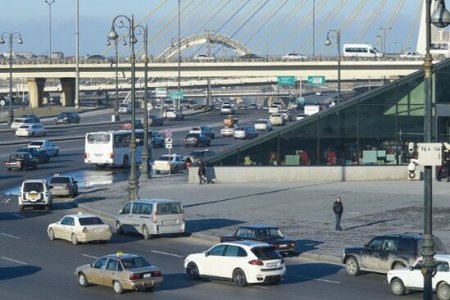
18 179 53 212
184 240 286 286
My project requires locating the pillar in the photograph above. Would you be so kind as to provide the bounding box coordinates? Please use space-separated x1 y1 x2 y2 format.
60 78 75 107
27 78 46 108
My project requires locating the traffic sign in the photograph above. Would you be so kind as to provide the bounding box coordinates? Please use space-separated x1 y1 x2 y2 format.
307 76 326 85
165 143 173 149
0 100 5 106
169 90 184 100
277 76 296 86
155 87 168 98
165 138 173 145
417 143 442 166
165 129 172 139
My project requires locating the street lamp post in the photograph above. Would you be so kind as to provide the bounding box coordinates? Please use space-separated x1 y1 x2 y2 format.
135 25 151 180
379 26 391 53
325 29 341 103
177 0 182 110
0 32 23 127
45 0 55 64
108 15 140 201
423 1 450 299
106 36 126 122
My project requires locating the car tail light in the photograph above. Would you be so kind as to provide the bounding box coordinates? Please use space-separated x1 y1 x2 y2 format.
82 227 88 233
248 259 264 266
65 184 70 191
153 270 162 277
129 273 141 280
109 152 113 159
84 153 87 159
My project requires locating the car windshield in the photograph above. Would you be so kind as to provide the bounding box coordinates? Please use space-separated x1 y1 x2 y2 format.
79 217 104 226
256 228 284 238
23 182 44 192
28 142 43 147
50 177 71 184
251 246 281 260
158 156 172 161
121 256 151 269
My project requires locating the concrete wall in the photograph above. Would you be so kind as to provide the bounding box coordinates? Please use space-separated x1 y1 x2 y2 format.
188 166 411 184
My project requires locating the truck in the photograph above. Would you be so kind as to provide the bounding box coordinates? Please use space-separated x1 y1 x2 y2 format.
220 224 296 256
4 152 38 171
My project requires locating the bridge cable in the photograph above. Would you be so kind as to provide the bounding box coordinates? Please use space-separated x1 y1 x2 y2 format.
214 0 271 55
353 0 387 43
402 1 422 51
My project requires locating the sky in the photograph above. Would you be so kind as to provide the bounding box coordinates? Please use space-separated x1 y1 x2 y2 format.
0 0 428 58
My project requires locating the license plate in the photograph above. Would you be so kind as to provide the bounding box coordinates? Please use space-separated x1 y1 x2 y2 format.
278 244 287 248
266 262 278 267
94 154 103 157
143 273 152 278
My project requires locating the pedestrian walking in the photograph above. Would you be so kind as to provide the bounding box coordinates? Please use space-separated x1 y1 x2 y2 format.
332 196 344 231
198 159 206 184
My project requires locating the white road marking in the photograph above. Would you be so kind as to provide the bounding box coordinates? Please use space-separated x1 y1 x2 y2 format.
292 274 340 284
1 198 11 204
0 232 21 239
81 254 99 259
1 256 27 265
151 250 182 258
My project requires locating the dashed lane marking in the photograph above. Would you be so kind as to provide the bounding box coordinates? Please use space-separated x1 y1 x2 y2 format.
81 254 99 259
151 250 182 258
291 274 341 284
1 198 11 204
0 232 21 239
1 256 26 265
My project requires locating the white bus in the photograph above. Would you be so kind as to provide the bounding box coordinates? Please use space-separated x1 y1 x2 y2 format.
430 42 450 59
342 44 384 58
84 130 144 168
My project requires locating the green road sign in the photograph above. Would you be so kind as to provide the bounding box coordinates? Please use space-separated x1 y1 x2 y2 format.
155 87 167 98
277 76 296 86
169 90 184 100
307 76 326 85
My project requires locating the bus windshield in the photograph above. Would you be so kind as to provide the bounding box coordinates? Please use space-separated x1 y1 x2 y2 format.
87 133 110 144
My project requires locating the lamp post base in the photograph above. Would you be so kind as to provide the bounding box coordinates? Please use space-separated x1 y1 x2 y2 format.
8 108 14 127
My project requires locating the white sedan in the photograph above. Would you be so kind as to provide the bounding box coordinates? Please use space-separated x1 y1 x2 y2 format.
47 213 112 245
15 124 47 137
282 52 308 60
387 254 450 299
221 125 238 137
254 119 273 132
28 140 60 156
399 51 423 59
153 154 186 174
184 241 286 286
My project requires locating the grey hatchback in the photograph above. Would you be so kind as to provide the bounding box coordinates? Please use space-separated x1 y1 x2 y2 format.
342 233 447 276
55 112 80 124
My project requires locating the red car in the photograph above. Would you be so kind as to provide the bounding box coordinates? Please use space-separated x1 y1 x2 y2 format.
119 120 143 130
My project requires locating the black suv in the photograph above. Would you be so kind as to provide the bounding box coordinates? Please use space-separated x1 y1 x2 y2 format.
55 112 80 124
343 233 447 276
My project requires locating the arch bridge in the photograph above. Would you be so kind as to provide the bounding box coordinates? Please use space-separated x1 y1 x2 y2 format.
157 33 253 60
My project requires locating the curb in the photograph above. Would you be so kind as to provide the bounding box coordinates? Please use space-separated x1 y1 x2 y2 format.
75 198 343 266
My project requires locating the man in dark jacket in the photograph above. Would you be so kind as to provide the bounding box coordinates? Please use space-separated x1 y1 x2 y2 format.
198 159 206 184
332 196 344 231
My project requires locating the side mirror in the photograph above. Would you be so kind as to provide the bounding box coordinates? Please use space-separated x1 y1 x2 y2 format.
49 185 54 189
205 251 210 257
118 209 123 215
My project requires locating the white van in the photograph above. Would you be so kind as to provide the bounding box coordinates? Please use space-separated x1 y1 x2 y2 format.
343 44 384 58
115 199 185 239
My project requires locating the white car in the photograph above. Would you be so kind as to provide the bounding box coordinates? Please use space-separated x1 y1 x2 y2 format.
153 154 186 174
268 105 280 114
193 54 215 61
163 108 184 120
28 140 60 156
221 103 235 115
11 116 41 132
15 124 47 137
282 52 308 60
221 125 237 137
18 178 52 212
47 212 112 245
118 104 131 114
279 109 293 122
387 254 450 299
269 113 285 126
296 113 307 121
184 240 286 286
399 51 423 59
254 119 273 132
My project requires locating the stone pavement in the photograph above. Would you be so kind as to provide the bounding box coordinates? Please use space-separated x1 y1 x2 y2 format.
76 175 450 264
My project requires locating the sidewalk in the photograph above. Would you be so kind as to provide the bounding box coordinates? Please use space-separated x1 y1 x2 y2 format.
75 175 450 264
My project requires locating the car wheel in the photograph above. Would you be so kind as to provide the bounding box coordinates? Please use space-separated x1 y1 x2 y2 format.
19 205 24 212
116 221 124 234
122 155 129 168
393 262 406 270
345 257 360 276
48 228 55 240
186 262 200 280
113 280 124 294
390 278 406 296
142 225 150 240
78 272 89 287
71 233 79 245
233 269 247 287
438 282 450 300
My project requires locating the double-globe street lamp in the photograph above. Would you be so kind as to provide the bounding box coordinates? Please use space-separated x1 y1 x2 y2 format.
108 15 140 201
325 29 341 103
0 32 23 127
423 1 450 299
106 35 127 122
134 24 151 180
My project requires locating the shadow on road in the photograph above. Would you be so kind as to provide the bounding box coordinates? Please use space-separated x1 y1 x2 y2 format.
187 218 244 233
0 266 41 281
